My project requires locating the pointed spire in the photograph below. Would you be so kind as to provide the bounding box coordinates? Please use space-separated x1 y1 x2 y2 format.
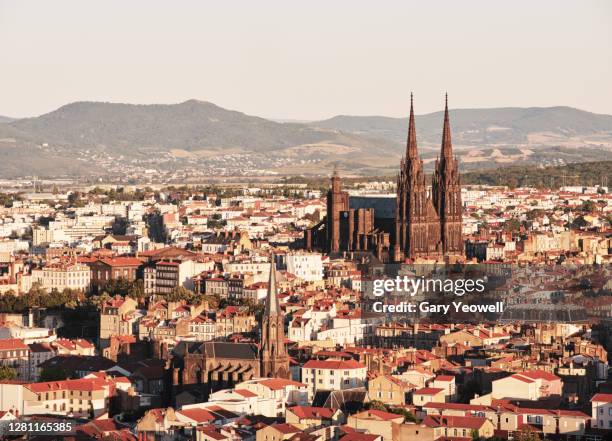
441 92 452 158
406 92 418 159
265 254 280 315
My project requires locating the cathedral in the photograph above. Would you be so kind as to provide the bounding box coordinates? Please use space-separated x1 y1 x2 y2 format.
305 94 463 262
165 258 290 405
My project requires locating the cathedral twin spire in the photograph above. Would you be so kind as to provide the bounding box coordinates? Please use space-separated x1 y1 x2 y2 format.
394 93 463 260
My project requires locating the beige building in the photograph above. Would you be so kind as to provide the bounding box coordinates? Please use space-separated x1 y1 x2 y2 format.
31 262 90 292
422 415 494 439
412 387 445 407
431 375 456 402
99 296 138 348
255 423 301 441
22 374 131 417
285 405 343 429
591 393 612 430
367 374 414 406
347 409 404 441
301 359 367 400
392 423 435 441
491 371 562 401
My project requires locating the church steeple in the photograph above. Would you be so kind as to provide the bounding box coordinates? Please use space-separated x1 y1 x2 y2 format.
260 255 290 378
441 93 452 158
406 93 418 159
264 255 280 316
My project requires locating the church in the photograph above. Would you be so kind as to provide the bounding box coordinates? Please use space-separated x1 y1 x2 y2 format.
165 258 290 405
305 95 463 262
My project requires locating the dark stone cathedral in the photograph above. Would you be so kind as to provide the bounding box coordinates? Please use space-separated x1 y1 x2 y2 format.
305 95 463 262
165 259 290 405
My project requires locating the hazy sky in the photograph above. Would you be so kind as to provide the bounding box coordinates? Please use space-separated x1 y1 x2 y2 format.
1 0 611 120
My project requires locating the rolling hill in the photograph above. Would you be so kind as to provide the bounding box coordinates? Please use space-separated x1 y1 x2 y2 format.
0 100 390 154
0 100 611 177
314 106 612 146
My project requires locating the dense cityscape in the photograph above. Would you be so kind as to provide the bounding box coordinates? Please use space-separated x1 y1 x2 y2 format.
0 99 609 441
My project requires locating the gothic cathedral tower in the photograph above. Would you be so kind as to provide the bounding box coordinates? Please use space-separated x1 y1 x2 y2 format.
260 257 290 379
432 95 463 255
394 94 441 261
326 168 349 253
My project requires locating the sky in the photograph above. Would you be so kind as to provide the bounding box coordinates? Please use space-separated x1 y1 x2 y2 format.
1 0 611 120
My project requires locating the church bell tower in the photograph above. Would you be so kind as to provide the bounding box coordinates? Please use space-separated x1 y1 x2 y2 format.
260 256 290 378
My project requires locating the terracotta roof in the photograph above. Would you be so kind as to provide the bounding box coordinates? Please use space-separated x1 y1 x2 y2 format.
352 409 403 421
517 370 560 382
415 387 445 395
303 359 365 370
435 375 455 382
26 377 111 393
591 393 612 403
271 423 301 434
339 433 380 441
98 257 142 267
258 378 306 390
423 415 488 430
288 406 336 419
0 339 28 351
234 389 258 398
177 408 216 423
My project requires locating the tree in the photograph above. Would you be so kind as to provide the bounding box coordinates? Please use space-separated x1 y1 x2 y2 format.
365 400 388 412
580 199 596 213
89 292 112 309
388 406 418 423
128 279 145 301
40 366 68 382
166 286 195 302
503 218 521 233
0 365 17 380
571 216 588 229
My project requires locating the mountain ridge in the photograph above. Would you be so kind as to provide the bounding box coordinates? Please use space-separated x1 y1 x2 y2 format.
0 100 611 177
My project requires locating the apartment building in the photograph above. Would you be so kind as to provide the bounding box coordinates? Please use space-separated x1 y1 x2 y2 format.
99 296 138 348
301 359 367 400
31 262 91 292
89 257 143 293
22 374 131 418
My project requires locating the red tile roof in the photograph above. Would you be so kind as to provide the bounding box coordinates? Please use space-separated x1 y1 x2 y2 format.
339 433 380 441
415 387 445 395
98 257 142 267
592 393 612 403
258 378 306 390
423 415 488 430
0 339 28 351
177 408 216 423
271 424 301 434
26 378 111 393
435 375 455 382
288 406 336 419
352 409 403 421
234 389 258 398
303 359 365 370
